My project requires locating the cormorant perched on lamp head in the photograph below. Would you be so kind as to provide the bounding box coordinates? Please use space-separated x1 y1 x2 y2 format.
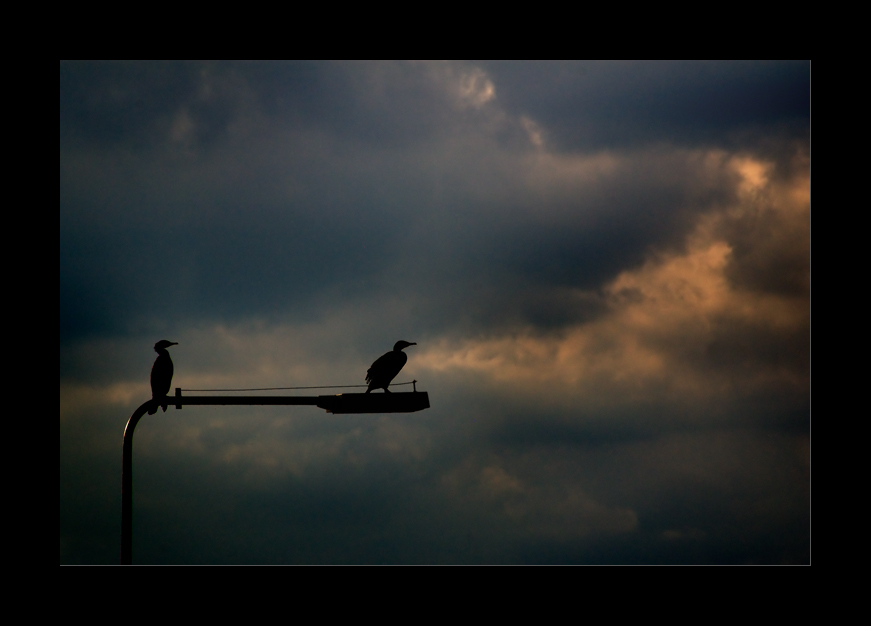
366 340 416 393
149 340 178 415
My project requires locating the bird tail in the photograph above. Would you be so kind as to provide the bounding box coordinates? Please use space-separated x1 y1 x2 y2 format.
148 400 158 415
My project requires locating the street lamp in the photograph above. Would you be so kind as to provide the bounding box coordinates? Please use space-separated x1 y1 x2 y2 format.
121 387 430 564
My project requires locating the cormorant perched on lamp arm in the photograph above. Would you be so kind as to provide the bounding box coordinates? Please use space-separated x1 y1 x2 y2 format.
149 340 178 415
365 341 416 393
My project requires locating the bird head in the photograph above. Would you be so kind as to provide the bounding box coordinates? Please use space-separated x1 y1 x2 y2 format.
154 340 178 352
393 340 416 351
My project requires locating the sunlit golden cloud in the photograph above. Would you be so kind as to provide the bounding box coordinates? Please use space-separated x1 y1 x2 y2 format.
415 154 809 409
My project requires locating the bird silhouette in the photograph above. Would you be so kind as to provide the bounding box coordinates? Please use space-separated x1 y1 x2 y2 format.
149 340 178 414
366 341 416 393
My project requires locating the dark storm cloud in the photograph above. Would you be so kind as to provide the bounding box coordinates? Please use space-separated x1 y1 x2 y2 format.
61 62 496 151
61 62 809 564
60 62 806 342
481 60 810 151
61 61 810 156
60 62 475 341
60 62 257 152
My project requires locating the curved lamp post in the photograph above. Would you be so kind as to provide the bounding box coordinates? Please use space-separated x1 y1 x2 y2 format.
121 400 154 565
121 388 429 564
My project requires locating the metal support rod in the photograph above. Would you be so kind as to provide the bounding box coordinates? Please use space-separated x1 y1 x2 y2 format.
172 396 322 406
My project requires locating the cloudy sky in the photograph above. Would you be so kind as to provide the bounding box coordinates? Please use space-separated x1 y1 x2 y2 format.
60 61 810 564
